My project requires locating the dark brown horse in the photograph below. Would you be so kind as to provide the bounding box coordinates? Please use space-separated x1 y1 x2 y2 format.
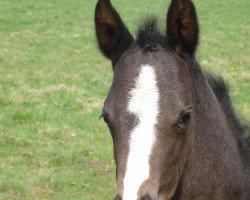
94 0 250 199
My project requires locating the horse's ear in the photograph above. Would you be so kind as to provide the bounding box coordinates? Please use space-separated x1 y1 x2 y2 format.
95 0 133 61
166 0 199 57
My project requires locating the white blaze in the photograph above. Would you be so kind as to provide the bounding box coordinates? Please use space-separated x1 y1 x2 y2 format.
123 65 159 200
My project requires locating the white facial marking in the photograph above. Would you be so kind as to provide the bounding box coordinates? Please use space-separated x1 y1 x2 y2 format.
123 65 159 200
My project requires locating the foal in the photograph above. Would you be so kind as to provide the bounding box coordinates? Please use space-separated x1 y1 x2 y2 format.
94 0 250 199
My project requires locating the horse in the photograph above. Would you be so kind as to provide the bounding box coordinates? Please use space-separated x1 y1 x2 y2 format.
94 0 250 199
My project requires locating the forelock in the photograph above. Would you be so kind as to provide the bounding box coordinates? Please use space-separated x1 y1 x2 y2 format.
136 17 166 51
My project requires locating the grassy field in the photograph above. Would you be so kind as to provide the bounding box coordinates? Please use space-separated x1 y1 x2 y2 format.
0 0 249 199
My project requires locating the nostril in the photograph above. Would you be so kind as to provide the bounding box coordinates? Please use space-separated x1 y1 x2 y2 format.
140 194 153 200
114 194 122 200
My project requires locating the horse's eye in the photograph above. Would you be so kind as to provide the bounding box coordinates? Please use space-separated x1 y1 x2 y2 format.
101 112 110 125
180 112 191 125
178 112 192 130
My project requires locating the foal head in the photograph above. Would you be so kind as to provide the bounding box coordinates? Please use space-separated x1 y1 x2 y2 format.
95 0 199 199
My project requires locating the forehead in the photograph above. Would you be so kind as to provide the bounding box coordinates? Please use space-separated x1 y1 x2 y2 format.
113 46 189 90
105 46 193 112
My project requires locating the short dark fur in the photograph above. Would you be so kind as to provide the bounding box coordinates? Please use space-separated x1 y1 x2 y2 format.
95 0 250 199
137 20 250 154
139 194 154 200
206 73 250 167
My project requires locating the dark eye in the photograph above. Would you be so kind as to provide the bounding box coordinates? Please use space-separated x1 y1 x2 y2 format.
180 112 191 125
101 111 115 138
177 112 192 130
101 111 110 125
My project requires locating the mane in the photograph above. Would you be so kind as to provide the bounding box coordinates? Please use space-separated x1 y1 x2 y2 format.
206 72 250 166
136 17 166 51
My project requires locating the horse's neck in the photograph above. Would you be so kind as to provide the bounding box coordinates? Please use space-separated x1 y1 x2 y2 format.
192 79 242 167
182 69 246 199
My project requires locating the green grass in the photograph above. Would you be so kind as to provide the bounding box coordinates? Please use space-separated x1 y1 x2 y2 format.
0 0 249 199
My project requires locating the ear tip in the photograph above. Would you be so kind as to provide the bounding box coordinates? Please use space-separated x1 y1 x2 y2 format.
170 0 195 7
97 0 110 2
96 0 111 5
171 0 194 2
95 0 114 16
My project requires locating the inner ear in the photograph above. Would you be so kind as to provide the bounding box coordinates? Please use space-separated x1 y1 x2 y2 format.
166 0 199 57
95 2 119 48
95 0 133 61
97 22 118 50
